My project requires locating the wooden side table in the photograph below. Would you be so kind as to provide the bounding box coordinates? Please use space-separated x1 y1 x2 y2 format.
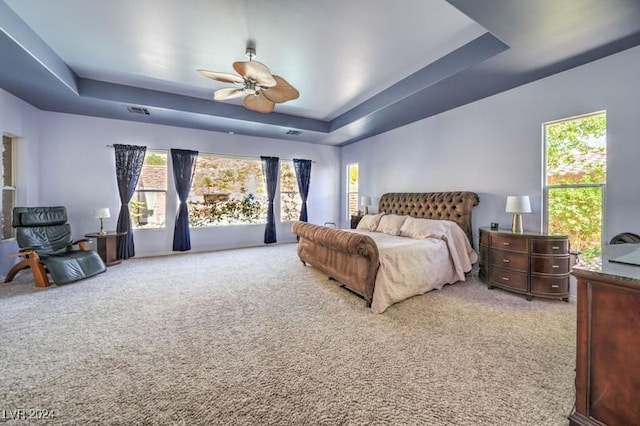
84 231 126 266
350 215 364 229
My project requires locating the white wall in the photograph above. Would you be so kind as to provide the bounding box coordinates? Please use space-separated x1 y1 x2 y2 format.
36 113 340 256
342 44 640 250
0 89 42 277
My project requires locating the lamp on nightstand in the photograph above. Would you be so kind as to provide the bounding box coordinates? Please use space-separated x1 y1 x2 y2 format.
93 208 110 235
360 196 371 215
505 196 531 234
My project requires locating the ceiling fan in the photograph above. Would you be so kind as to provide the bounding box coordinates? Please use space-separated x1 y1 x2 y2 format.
197 47 299 114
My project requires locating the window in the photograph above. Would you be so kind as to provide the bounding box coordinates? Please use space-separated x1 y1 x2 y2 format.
544 112 606 265
130 151 167 229
346 162 359 219
188 155 267 226
280 161 301 222
2 136 16 239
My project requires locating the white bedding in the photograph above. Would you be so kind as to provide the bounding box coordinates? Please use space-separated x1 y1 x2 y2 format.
350 220 478 313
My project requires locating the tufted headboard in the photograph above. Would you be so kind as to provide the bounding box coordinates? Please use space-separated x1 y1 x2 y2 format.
378 192 480 245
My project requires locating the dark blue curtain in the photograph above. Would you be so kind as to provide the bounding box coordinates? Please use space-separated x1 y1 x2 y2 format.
114 144 146 260
261 156 279 244
293 159 312 222
171 149 198 251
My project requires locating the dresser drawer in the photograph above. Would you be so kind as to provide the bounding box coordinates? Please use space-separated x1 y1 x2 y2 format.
490 267 528 291
531 255 570 274
531 239 569 255
490 234 528 253
530 276 569 295
490 250 529 272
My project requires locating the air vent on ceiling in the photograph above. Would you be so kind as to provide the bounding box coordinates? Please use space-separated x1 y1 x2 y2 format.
285 129 302 136
126 106 150 115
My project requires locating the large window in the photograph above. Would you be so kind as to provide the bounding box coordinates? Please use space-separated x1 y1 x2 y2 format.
544 112 606 265
346 162 359 219
280 161 301 222
2 136 16 239
188 155 267 226
130 151 167 229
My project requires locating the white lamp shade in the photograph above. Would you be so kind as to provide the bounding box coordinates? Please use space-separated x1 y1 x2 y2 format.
360 196 372 207
93 208 111 219
505 196 531 213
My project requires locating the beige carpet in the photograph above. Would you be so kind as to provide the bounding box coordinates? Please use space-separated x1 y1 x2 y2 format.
0 243 575 425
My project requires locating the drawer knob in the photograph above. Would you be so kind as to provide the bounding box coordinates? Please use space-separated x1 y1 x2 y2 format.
552 265 560 269
552 246 560 250
502 259 510 263
503 242 511 246
551 284 560 288
502 277 510 281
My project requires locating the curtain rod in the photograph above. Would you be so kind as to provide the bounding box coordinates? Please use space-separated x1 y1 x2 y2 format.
105 145 314 163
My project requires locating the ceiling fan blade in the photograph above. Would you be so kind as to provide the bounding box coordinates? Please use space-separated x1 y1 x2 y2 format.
244 93 275 113
197 69 244 84
261 75 300 103
213 87 246 101
233 61 277 87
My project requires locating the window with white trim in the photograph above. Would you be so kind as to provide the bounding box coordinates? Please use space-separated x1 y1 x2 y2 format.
544 111 606 265
280 161 302 222
346 162 359 220
187 154 267 226
130 151 167 229
2 136 16 240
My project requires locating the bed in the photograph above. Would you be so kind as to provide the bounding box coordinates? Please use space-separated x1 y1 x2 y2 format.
291 192 479 313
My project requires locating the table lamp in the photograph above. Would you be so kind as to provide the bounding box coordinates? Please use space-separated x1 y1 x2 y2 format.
360 196 371 215
93 208 111 235
505 196 531 233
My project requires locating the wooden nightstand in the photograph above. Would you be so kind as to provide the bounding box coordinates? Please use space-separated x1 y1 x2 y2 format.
479 227 570 302
84 231 126 266
350 215 364 229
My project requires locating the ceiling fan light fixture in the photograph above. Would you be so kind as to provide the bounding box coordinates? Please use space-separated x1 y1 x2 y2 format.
198 44 298 113
244 80 257 95
245 47 256 60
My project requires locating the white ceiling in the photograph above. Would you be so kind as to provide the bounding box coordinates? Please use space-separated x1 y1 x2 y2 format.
4 0 485 120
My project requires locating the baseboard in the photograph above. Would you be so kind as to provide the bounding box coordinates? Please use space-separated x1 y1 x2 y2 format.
134 241 297 259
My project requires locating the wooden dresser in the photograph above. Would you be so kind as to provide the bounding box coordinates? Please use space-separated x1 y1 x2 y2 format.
570 245 640 425
479 227 570 302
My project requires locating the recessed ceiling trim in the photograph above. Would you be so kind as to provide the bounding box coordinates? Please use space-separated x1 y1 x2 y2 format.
78 79 330 133
0 1 78 95
331 32 509 132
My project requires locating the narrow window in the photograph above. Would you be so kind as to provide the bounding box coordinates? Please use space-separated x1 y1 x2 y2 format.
280 160 302 222
2 136 16 239
188 155 267 226
130 151 167 229
544 111 606 265
346 162 359 220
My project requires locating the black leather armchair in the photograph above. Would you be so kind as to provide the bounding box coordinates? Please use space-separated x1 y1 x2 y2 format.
4 206 106 287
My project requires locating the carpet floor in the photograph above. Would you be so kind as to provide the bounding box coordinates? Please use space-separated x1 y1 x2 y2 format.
0 243 575 425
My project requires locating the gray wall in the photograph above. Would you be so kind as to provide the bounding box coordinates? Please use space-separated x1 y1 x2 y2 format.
0 89 41 277
341 44 640 251
0 91 340 276
35 113 341 257
3 43 640 285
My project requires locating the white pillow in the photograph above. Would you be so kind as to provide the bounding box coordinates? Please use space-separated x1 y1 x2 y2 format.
375 214 407 234
356 213 385 231
382 227 401 236
399 216 446 239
